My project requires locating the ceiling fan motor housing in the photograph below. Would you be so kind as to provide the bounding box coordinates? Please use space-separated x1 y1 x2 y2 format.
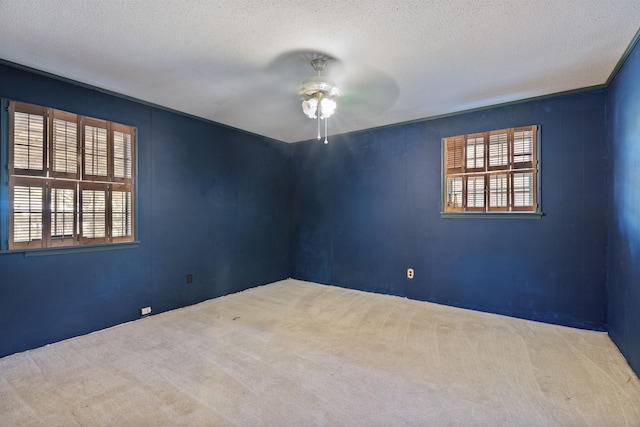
299 75 342 100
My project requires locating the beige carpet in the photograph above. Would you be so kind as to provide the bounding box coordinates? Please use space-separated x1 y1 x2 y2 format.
1 279 639 426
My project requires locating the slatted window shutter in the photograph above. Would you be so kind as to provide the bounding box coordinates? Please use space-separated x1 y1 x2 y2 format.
512 172 535 211
445 136 465 174
80 184 108 244
112 125 134 182
443 136 465 212
465 134 485 171
488 173 509 211
111 184 133 241
51 110 79 179
49 182 77 247
83 119 109 180
446 176 463 211
488 130 509 170
9 178 44 249
513 126 535 167
443 125 538 214
512 126 537 211
466 176 485 210
110 124 135 243
10 103 47 176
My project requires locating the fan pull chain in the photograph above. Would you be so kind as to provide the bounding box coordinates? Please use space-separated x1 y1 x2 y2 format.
324 117 329 144
317 105 321 140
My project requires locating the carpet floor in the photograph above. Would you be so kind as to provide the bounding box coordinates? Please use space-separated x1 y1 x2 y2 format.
1 279 639 426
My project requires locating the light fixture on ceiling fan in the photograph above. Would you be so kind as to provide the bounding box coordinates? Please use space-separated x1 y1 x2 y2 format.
299 58 342 144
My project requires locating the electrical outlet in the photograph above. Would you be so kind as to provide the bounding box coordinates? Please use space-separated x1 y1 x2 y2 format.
141 307 151 315
186 274 193 284
407 268 414 279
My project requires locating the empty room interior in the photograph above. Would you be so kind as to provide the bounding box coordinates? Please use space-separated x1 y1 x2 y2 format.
2 1 640 425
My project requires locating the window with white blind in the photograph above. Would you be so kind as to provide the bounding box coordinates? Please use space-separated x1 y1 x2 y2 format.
442 125 540 215
7 101 135 250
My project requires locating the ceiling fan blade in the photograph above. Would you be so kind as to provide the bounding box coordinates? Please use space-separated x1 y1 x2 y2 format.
337 64 399 119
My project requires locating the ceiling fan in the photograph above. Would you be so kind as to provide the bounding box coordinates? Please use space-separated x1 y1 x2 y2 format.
264 50 399 143
298 57 342 144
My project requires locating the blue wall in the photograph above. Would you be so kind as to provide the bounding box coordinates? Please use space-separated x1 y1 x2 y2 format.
607 38 640 375
0 63 291 358
291 90 608 330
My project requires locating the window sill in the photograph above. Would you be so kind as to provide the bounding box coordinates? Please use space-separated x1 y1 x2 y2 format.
0 241 140 257
440 212 543 219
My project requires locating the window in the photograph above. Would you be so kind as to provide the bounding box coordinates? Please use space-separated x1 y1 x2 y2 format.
442 125 539 215
7 101 135 250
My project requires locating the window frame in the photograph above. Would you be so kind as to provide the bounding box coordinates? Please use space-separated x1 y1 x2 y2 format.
1 99 139 254
441 125 542 219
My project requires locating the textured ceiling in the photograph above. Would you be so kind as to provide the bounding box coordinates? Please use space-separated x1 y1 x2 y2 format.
0 0 639 143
